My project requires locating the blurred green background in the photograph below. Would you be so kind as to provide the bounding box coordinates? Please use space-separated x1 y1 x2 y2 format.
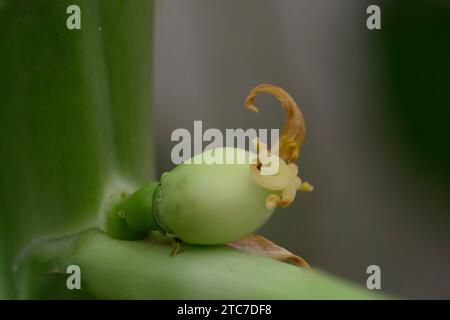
1 0 449 299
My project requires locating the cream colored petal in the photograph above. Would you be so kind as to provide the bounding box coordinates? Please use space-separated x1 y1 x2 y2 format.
287 163 299 176
265 194 282 210
293 176 302 190
250 164 290 190
280 183 297 208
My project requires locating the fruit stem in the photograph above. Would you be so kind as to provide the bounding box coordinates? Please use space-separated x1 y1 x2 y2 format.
105 182 160 240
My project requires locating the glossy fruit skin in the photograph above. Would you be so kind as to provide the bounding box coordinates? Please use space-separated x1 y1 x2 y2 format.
157 148 276 244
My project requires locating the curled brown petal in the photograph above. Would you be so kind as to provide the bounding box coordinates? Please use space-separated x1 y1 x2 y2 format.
245 83 306 163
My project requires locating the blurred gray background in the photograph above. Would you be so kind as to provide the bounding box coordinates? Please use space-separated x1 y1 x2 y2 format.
152 0 450 298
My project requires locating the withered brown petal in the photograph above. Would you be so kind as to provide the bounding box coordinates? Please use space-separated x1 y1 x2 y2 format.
244 83 306 163
227 234 310 269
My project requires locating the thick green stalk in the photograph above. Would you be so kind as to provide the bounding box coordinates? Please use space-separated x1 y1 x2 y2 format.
0 0 155 298
14 229 383 299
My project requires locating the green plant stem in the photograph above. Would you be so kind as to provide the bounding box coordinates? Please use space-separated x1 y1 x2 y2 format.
14 229 385 299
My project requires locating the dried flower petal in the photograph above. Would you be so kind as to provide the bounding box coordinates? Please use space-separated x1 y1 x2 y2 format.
227 234 310 269
245 83 306 163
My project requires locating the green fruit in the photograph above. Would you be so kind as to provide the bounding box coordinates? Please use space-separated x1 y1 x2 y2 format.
105 147 275 244
104 84 311 245
157 147 275 244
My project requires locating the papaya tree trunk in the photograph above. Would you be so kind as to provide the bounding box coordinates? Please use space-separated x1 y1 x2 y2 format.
0 0 155 298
